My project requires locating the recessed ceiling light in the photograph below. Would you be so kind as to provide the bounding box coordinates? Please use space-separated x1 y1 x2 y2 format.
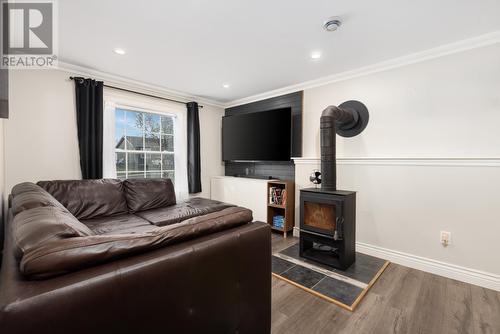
310 51 322 60
323 17 342 32
222 83 230 88
113 48 126 55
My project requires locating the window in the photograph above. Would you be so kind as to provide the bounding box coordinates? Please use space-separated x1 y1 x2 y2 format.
114 108 175 182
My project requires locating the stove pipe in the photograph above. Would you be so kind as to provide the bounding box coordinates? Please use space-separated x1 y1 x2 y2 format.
320 101 369 191
320 106 355 191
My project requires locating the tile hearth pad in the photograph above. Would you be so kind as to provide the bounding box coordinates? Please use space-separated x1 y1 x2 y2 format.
272 244 389 311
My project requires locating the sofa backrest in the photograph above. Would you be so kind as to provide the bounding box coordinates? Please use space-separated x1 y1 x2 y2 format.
11 182 66 216
37 179 129 220
123 179 176 213
9 179 177 261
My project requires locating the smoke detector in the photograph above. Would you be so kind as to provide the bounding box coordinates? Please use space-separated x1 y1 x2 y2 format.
323 17 342 32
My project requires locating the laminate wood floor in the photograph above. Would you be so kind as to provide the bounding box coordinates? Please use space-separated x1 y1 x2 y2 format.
271 234 500 334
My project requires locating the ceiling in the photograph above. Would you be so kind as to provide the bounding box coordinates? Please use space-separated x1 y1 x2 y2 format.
58 0 500 104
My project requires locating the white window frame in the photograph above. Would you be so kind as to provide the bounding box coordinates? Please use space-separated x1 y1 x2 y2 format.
103 89 189 200
114 104 176 180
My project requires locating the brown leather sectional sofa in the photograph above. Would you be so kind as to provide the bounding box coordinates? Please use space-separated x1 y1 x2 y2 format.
0 179 271 334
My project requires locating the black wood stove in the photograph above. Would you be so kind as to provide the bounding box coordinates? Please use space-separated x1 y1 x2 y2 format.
299 188 356 270
299 100 368 270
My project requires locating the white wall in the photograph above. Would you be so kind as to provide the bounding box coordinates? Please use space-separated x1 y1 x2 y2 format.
5 69 224 198
302 43 500 158
0 119 5 249
0 120 5 197
198 103 225 198
6 70 81 192
294 43 500 288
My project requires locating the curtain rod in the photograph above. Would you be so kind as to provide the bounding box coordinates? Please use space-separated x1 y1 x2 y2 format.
69 76 203 108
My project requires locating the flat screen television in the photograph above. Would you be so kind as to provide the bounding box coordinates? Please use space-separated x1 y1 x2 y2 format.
222 108 292 161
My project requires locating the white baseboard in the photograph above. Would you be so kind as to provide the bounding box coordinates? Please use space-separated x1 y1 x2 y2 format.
356 242 500 292
291 229 500 290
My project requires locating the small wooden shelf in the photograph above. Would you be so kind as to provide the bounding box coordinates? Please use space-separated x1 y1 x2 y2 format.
267 180 295 238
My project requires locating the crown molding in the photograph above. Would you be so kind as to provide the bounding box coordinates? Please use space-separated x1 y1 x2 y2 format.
292 157 500 167
57 30 500 110
57 61 226 108
225 30 500 108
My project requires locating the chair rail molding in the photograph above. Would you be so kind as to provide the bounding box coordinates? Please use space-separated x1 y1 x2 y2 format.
292 157 500 167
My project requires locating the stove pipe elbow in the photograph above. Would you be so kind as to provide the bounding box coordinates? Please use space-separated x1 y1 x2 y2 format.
320 101 369 191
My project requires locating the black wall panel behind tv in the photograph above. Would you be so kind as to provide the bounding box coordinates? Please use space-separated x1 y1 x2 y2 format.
224 91 303 181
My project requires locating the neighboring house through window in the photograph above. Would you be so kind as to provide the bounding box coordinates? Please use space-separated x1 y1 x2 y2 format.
103 92 189 200
114 108 175 182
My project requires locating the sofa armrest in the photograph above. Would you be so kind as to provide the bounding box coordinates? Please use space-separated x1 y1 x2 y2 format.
0 222 271 334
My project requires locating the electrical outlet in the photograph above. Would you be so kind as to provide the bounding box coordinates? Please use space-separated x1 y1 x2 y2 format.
440 231 451 246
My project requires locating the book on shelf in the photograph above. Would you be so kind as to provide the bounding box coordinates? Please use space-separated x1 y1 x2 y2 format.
272 215 285 229
269 186 287 206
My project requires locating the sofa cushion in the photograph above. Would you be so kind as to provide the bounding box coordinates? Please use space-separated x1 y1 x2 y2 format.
37 179 128 220
136 197 234 226
81 214 159 235
123 179 176 213
13 206 94 258
20 206 253 279
11 186 66 216
184 197 234 213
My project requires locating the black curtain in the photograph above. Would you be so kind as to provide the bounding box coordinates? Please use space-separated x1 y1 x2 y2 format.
74 77 104 179
187 102 202 193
